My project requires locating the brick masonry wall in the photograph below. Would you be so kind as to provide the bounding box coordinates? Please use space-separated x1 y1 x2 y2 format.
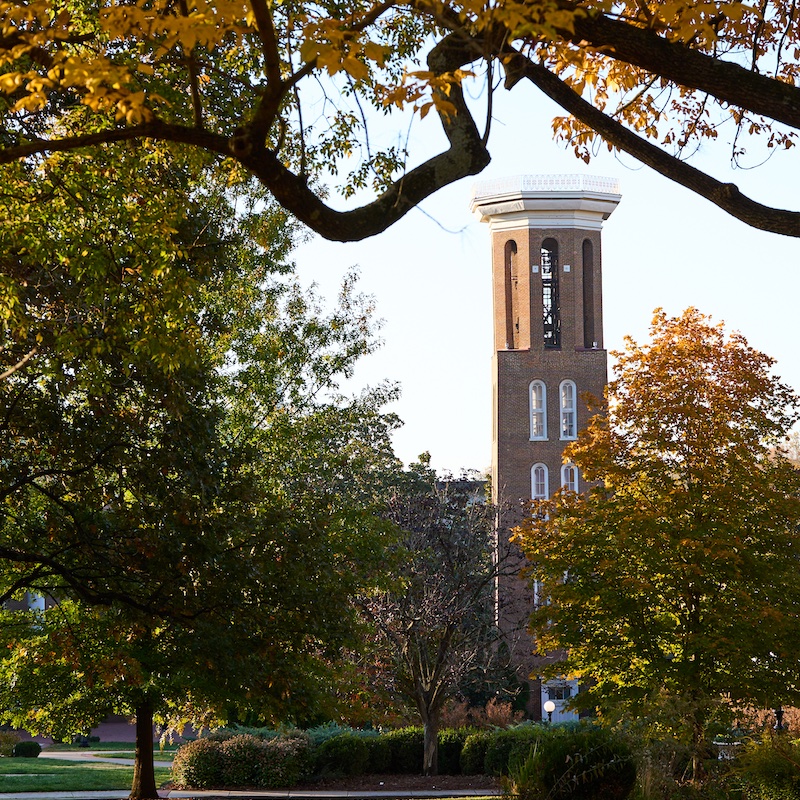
489 220 609 718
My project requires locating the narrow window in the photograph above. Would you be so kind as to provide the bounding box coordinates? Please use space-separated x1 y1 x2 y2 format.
530 380 547 440
504 240 518 349
561 463 578 492
582 239 595 348
541 238 560 348
560 380 577 440
531 463 549 500
547 684 573 701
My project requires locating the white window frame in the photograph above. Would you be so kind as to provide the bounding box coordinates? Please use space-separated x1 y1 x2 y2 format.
530 380 547 441
561 463 578 492
531 463 549 500
559 379 577 440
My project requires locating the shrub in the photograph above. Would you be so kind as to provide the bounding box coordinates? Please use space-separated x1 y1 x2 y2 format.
203 729 237 743
223 725 282 741
484 698 525 729
438 728 473 775
504 725 636 800
314 733 370 777
0 731 20 757
172 738 225 788
12 740 42 758
461 730 492 775
220 734 263 787
364 735 391 773
441 699 472 729
256 735 312 788
384 727 424 773
732 734 800 800
175 732 311 790
485 724 544 776
307 722 354 747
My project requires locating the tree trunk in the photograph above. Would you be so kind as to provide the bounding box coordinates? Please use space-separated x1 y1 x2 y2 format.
689 701 708 784
129 700 159 800
422 707 440 777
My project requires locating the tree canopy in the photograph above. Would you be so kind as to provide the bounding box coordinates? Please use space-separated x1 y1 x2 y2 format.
0 0 799 238
0 142 402 799
513 308 800 779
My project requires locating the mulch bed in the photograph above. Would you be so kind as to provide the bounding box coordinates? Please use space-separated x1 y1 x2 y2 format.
294 774 502 793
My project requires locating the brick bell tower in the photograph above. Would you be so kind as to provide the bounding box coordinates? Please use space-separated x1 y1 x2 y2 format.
470 174 621 720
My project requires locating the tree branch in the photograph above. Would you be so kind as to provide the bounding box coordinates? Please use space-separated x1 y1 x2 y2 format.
504 51 800 237
0 346 37 381
564 11 800 131
239 32 491 240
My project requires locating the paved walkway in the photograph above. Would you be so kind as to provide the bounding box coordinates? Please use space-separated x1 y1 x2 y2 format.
39 750 174 768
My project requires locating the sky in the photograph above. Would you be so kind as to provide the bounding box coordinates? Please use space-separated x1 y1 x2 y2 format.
292 80 800 475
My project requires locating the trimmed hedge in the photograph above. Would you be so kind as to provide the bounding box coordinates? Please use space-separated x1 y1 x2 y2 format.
484 724 544 776
314 733 370 777
384 727 424 774
172 738 226 788
12 740 42 758
461 730 492 775
438 728 474 775
220 735 264 788
364 734 391 773
172 733 311 789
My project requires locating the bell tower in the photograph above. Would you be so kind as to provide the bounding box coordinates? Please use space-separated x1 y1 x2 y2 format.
470 174 621 718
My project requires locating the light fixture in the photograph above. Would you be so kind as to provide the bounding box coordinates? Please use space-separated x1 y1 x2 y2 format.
543 699 556 724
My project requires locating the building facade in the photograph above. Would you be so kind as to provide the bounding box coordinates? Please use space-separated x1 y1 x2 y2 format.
470 174 621 720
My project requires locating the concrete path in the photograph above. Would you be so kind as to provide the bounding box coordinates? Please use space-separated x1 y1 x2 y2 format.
39 750 174 768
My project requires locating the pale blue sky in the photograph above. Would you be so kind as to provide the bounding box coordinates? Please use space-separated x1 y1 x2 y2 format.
294 82 800 474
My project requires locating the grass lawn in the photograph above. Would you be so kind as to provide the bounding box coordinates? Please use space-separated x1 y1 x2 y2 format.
0 756 172 792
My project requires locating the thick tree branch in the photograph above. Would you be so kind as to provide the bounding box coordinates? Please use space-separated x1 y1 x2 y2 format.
564 11 800 130
505 51 800 237
239 33 491 240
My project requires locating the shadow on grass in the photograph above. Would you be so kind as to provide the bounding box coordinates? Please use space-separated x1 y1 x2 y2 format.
0 756 172 792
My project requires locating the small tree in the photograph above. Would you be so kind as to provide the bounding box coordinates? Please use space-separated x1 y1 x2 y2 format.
514 308 800 782
361 459 517 775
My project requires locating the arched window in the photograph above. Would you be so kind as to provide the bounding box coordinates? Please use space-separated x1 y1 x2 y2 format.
541 238 560 348
561 463 578 492
504 240 518 350
531 463 549 500
560 380 577 440
529 380 547 440
582 239 595 348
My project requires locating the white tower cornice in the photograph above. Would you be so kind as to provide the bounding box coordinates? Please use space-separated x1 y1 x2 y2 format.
470 174 622 231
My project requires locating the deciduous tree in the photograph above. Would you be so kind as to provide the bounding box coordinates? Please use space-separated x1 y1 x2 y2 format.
0 144 401 799
0 1 799 237
514 308 800 781
361 458 519 775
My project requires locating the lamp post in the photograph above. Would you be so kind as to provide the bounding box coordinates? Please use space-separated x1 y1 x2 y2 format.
775 706 785 733
544 700 556 724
